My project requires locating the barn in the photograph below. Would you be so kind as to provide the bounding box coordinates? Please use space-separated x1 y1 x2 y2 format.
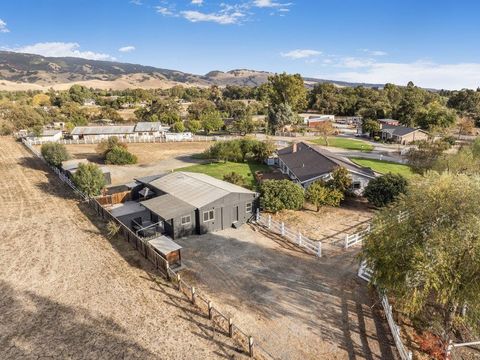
137 172 258 239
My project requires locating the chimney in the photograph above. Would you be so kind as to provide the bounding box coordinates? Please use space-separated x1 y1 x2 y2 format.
292 142 298 153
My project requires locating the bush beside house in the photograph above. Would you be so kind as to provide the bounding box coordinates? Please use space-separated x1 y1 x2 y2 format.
72 163 106 196
363 173 408 207
260 180 304 213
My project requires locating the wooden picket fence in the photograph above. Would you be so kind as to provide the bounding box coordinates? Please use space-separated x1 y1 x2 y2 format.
21 137 273 360
255 210 322 257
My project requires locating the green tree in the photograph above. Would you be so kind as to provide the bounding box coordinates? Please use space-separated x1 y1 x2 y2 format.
200 110 224 134
41 142 71 167
327 167 352 195
266 73 307 112
260 180 304 213
72 163 106 196
361 119 381 136
363 173 408 207
171 121 185 133
96 136 127 157
185 120 202 134
105 146 137 165
188 99 217 120
406 140 449 175
415 101 457 130
305 181 344 211
267 103 298 134
362 172 480 342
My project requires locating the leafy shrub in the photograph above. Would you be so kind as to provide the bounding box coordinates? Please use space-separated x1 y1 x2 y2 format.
72 163 106 196
223 172 246 187
305 181 344 211
260 180 304 213
41 142 70 167
96 136 127 157
327 166 352 195
363 173 408 207
171 121 185 133
206 139 275 164
105 146 137 165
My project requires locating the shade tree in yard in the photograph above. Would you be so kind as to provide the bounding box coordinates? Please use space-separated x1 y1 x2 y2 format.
260 180 304 213
362 172 480 343
41 142 71 167
305 181 343 211
363 173 408 207
72 163 106 196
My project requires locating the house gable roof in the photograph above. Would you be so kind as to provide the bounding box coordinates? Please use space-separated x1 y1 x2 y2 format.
71 126 135 136
277 142 376 183
381 125 428 137
145 172 255 209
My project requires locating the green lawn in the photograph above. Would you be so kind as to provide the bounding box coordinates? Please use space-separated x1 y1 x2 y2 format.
311 137 374 152
350 157 414 178
175 161 270 188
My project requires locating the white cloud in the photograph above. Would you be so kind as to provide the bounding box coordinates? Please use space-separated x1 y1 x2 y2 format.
361 48 387 56
13 42 114 61
253 0 291 8
130 0 142 5
181 8 246 25
118 45 135 53
321 60 480 90
156 6 174 16
0 19 9 33
281 49 321 59
191 0 203 5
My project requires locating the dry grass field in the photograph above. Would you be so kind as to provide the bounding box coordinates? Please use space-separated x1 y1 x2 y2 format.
0 137 245 359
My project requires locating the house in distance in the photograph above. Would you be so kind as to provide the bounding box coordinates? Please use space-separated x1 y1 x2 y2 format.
277 142 376 193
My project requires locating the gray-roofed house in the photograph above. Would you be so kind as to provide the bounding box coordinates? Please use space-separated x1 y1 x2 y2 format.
29 129 63 143
277 142 376 193
380 125 428 144
137 172 258 239
71 125 135 140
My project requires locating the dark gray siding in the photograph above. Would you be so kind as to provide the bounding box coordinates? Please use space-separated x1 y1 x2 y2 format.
171 210 196 239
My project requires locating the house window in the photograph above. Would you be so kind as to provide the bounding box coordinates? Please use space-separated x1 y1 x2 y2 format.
352 182 361 190
203 210 215 222
246 203 252 213
181 215 191 225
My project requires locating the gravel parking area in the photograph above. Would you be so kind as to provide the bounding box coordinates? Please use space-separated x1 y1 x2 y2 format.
176 226 397 360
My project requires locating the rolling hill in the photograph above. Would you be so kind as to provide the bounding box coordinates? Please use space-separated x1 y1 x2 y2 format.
0 51 384 91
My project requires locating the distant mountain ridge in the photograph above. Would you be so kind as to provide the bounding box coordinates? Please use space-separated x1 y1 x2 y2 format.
0 51 385 91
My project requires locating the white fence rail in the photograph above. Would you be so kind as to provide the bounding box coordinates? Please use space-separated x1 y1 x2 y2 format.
381 294 413 360
255 210 322 257
357 261 413 360
25 135 240 145
344 211 409 249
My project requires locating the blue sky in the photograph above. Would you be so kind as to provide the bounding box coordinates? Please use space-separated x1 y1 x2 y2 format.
1 0 480 89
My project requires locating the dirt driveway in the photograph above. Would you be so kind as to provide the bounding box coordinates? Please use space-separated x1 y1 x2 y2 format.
0 137 244 359
176 226 397 360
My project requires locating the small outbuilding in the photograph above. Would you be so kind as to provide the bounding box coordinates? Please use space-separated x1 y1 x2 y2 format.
137 172 258 239
380 125 429 144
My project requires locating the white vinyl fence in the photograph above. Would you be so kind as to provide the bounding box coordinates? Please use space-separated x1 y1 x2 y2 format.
25 135 240 146
255 210 322 257
344 210 409 249
357 260 413 360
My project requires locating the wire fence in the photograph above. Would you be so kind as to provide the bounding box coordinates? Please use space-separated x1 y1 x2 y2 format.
21 137 271 360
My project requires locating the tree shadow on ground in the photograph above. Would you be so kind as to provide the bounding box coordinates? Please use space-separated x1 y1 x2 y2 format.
176 230 397 360
0 280 156 359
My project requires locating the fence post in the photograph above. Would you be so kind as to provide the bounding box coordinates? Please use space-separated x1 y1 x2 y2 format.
228 318 233 337
165 262 170 281
255 208 260 222
317 242 322 257
281 222 285 236
248 336 254 358
267 215 271 229
191 287 196 304
345 234 349 249
298 231 302 246
208 301 213 320
177 274 181 291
